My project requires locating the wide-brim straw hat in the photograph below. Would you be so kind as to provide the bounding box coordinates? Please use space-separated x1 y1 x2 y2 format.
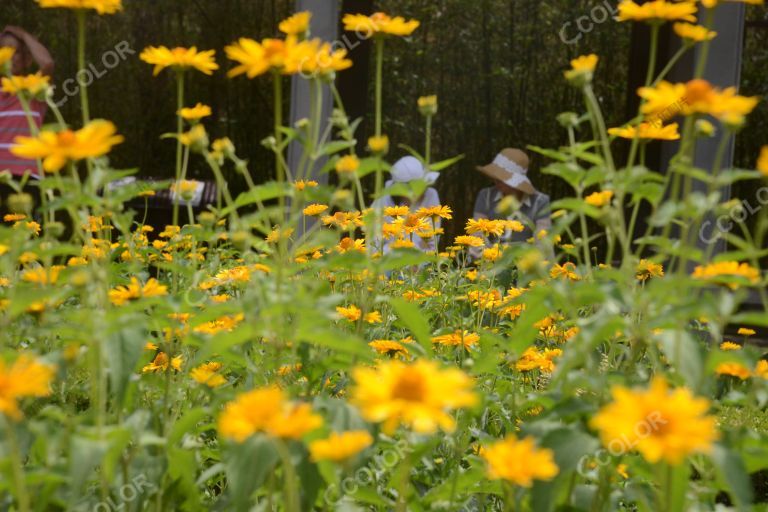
385 156 439 188
476 148 535 195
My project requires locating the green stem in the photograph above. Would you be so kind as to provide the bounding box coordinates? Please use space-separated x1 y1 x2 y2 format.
4 421 31 512
276 440 300 512
171 72 185 229
425 115 432 168
76 10 90 125
273 71 285 219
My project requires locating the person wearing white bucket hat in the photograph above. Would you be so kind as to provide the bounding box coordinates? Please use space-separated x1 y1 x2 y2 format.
473 148 551 245
373 156 442 254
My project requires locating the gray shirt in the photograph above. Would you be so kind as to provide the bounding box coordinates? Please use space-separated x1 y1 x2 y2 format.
472 187 552 243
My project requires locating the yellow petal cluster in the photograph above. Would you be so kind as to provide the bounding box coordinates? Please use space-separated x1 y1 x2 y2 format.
343 12 420 38
36 0 122 14
351 359 476 434
140 46 218 76
309 430 373 462
591 377 718 465
217 386 323 442
482 436 559 486
0 355 55 420
11 120 124 173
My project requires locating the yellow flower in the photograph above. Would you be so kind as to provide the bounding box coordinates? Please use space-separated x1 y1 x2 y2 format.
336 305 362 322
482 244 503 262
364 311 382 324
294 179 318 191
758 146 768 177
515 347 561 373
701 0 764 7
417 95 438 116
309 430 373 462
638 80 758 126
416 205 452 220
564 54 598 82
369 340 409 357
142 352 183 373
466 218 506 237
617 0 698 23
351 359 476 434
290 40 353 76
584 190 614 207
608 122 680 141
279 11 312 36
36 0 122 14
335 154 360 174
482 436 558 487
178 103 212 121
193 313 244 335
336 237 366 253
636 259 664 281
179 124 207 149
0 355 55 420
0 47 15 68
431 330 480 349
217 386 323 442
226 37 331 78
692 261 760 289
11 120 124 173
454 235 485 247
109 277 168 306
755 360 768 379
368 135 389 154
21 265 64 285
715 362 751 380
591 377 718 465
1 72 51 97
737 328 756 337
550 262 580 281
140 46 218 76
719 341 742 351
674 22 717 42
343 12 420 38
265 226 294 243
303 203 328 216
190 362 226 388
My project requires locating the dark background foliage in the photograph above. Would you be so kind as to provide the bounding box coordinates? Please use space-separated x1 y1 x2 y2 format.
2 1 766 238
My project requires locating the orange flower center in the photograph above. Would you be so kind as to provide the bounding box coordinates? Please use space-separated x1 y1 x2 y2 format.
685 79 714 104
392 369 426 402
57 130 77 146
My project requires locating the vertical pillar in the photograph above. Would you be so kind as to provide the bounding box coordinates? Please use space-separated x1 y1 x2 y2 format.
628 5 745 254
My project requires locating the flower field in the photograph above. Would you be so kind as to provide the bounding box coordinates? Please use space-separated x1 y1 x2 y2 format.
2 1 768 511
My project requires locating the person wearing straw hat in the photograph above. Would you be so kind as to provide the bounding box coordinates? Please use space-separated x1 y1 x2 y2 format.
473 148 551 244
373 155 441 254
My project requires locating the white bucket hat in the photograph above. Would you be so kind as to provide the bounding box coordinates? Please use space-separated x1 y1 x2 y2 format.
385 156 439 188
476 148 535 195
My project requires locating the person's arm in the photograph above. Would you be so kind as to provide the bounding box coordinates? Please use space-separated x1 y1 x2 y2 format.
3 26 54 76
473 188 489 219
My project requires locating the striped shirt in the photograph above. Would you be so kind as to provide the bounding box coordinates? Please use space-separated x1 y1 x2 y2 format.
0 92 47 177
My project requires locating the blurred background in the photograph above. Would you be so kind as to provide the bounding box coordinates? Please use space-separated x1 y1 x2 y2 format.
2 0 767 241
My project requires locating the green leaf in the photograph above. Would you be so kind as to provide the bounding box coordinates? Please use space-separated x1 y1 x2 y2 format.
224 436 279 511
389 297 433 353
429 153 465 172
711 445 754 509
657 330 703 389
105 324 145 407
550 198 603 219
